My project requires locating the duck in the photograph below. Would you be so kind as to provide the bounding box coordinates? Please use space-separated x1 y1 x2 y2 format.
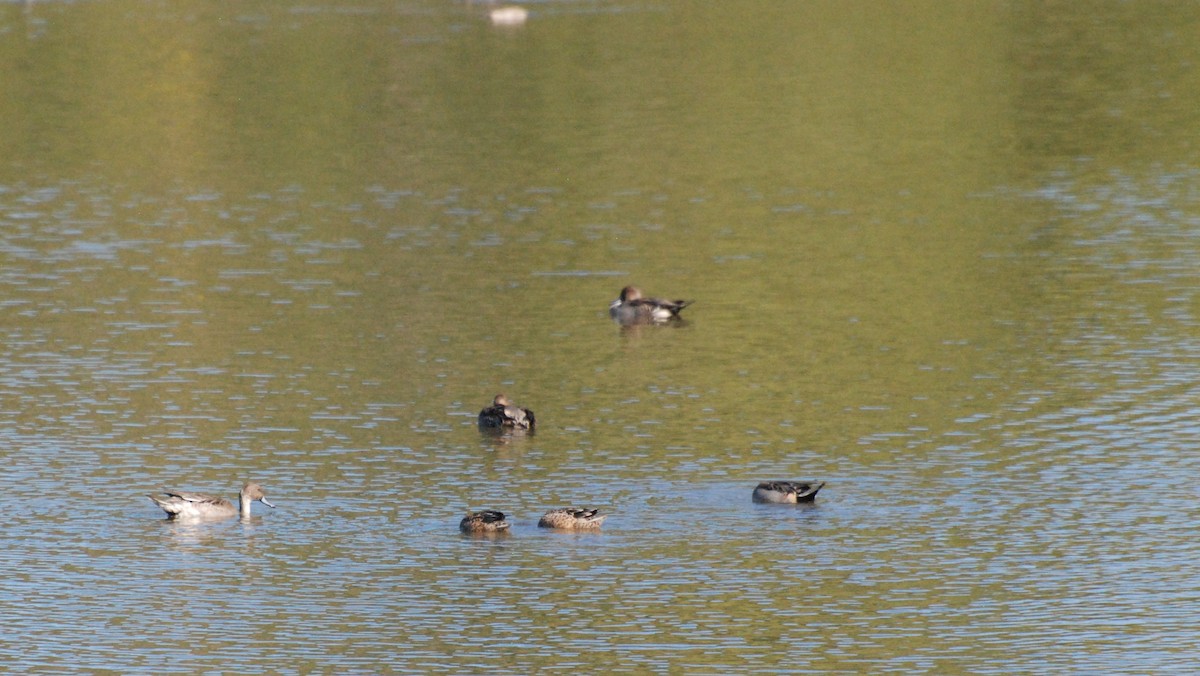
609 285 693 324
460 509 511 533
148 482 276 520
478 394 535 429
752 480 825 504
538 507 607 530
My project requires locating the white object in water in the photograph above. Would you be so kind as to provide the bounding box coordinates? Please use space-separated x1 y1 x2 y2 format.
490 6 529 26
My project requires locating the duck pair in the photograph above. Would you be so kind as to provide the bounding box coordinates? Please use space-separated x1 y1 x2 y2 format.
476 285 690 428
460 507 607 533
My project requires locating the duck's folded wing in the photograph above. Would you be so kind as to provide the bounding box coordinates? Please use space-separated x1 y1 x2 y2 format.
166 490 222 504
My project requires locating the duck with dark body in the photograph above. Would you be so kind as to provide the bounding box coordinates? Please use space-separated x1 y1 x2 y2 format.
478 394 535 429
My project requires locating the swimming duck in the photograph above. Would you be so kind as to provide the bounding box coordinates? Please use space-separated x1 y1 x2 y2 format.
609 286 693 324
538 507 607 530
478 394 536 429
752 481 825 504
148 482 276 520
460 509 511 533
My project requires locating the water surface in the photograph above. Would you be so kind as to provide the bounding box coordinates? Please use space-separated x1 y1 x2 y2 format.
2 0 1200 672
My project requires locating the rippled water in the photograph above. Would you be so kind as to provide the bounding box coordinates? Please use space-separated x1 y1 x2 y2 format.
4 0 1200 672
3 166 1198 672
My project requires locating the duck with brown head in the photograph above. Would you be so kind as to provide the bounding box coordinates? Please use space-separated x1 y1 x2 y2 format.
609 286 693 325
477 394 535 429
148 482 276 520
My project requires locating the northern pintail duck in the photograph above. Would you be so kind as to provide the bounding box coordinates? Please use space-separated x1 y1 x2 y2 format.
538 507 607 530
478 394 535 429
752 481 825 504
460 509 511 533
148 482 276 520
609 286 693 324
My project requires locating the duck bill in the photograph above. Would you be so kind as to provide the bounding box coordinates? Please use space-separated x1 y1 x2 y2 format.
260 498 276 508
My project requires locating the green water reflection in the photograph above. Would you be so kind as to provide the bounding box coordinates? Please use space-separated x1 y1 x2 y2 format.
2 0 1199 672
